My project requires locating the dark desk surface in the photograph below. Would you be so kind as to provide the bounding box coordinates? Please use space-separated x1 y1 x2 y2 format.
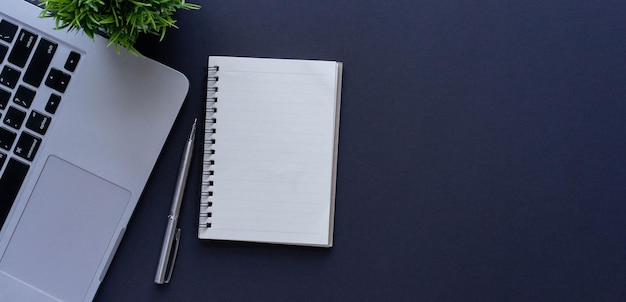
96 1 626 301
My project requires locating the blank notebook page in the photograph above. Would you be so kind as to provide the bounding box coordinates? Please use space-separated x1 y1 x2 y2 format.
200 56 341 246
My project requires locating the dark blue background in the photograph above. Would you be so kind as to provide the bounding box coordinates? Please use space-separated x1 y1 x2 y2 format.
97 1 626 301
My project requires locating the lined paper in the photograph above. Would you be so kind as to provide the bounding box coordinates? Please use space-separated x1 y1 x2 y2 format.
199 56 341 246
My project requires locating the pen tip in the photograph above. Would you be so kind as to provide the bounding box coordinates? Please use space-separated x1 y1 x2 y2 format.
189 118 197 141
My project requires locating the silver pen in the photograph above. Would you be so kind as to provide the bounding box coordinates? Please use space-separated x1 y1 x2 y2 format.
154 118 197 284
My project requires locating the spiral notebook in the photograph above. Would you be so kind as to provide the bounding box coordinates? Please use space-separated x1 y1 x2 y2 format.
199 56 342 247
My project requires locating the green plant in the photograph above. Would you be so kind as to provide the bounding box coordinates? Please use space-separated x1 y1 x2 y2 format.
39 0 200 54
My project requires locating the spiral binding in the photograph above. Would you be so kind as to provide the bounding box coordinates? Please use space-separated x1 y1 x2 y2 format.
200 65 219 230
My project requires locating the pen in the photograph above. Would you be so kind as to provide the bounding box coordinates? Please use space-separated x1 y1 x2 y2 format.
154 118 197 284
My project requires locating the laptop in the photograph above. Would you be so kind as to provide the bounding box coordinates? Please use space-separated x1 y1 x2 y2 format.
0 0 189 301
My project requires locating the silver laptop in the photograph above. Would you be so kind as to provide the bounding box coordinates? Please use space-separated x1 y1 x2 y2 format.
0 1 189 301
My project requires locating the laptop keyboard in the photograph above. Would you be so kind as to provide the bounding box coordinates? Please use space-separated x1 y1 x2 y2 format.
0 17 80 226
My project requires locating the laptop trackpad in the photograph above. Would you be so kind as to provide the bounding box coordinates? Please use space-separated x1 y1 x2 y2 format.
0 155 130 301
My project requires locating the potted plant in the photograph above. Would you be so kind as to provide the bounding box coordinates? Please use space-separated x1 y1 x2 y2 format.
39 0 200 54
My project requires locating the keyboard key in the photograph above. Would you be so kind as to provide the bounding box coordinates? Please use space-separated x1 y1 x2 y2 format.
0 65 20 89
64 51 81 72
4 106 26 129
0 158 29 226
14 131 41 161
45 68 71 93
26 110 51 135
45 93 61 114
0 19 18 43
0 127 16 150
0 44 7 62
8 29 38 68
13 85 36 108
0 88 10 109
0 151 6 169
24 38 58 87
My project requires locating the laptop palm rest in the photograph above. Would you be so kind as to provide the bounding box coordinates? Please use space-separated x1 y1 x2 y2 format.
0 155 130 301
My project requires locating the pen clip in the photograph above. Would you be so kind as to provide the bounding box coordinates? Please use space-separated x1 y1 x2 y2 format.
164 228 181 284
